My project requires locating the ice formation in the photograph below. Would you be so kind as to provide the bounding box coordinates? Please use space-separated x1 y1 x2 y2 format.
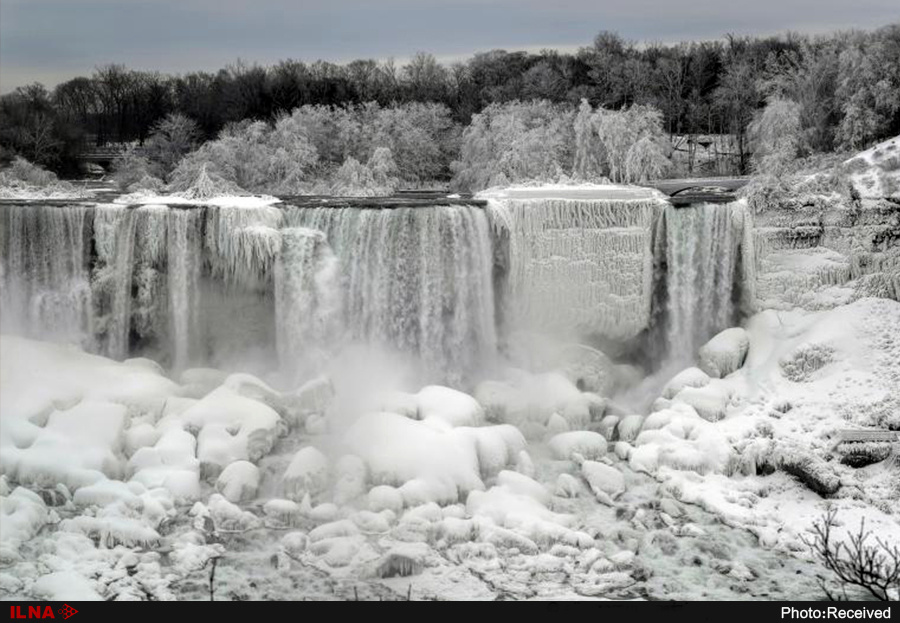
481 185 666 343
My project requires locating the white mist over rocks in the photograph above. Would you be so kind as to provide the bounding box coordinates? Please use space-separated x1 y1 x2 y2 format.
1 173 899 600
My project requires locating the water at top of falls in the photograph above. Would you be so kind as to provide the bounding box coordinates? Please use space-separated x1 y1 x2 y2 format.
663 202 745 365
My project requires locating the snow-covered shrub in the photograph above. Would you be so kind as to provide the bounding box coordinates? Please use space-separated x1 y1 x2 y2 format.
779 342 835 382
112 147 161 191
168 162 247 199
836 442 893 468
0 156 78 198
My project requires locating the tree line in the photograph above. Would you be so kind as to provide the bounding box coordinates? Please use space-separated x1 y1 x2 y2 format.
1 23 898 177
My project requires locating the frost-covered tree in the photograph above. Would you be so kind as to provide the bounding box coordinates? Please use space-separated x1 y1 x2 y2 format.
572 99 604 180
595 104 670 183
112 146 163 192
367 146 400 192
624 135 670 183
143 113 200 178
748 97 803 176
168 119 318 194
451 100 574 192
835 35 900 151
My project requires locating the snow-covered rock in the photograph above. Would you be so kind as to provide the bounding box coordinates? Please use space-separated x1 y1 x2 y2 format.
581 461 625 500
548 431 608 461
215 461 260 503
662 367 711 399
283 447 329 502
698 328 750 378
416 385 484 426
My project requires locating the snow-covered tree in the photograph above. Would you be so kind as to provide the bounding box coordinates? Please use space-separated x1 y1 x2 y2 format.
143 113 200 178
451 100 574 192
595 104 670 183
624 135 670 183
572 99 604 180
112 146 162 191
748 97 803 176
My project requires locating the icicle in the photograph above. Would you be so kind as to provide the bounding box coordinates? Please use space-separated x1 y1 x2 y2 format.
205 205 283 286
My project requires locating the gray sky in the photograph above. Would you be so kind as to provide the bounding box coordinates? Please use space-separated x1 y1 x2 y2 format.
2 0 898 93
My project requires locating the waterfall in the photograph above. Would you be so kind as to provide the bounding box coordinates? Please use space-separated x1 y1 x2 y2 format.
0 204 92 344
663 203 745 363
167 208 203 371
287 205 497 385
94 206 140 359
275 227 342 382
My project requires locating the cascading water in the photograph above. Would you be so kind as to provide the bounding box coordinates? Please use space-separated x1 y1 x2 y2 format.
287 205 497 385
167 208 203 371
275 227 342 382
94 205 140 359
0 203 92 344
663 202 746 363
0 193 753 389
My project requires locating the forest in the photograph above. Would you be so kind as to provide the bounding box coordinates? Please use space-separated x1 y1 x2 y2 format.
1 23 898 187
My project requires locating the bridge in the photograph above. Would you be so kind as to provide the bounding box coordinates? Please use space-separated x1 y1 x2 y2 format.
646 177 750 206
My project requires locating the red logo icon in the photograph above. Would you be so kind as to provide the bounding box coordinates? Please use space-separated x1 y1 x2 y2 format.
57 606 77 620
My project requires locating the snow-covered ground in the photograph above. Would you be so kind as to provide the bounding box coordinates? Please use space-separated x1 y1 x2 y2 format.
2 295 897 600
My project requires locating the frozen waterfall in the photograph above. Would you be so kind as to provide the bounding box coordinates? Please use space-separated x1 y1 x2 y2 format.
0 191 754 387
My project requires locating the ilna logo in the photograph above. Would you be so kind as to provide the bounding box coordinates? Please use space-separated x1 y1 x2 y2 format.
9 605 78 620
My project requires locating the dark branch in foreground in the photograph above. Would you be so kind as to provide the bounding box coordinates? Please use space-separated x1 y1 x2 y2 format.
804 507 900 601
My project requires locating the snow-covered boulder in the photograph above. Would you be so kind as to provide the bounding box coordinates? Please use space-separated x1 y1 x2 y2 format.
616 415 644 442
180 386 282 474
673 385 730 422
283 447 329 502
548 431 608 461
215 461 260 503
416 386 484 427
128 428 201 501
581 461 625 500
662 367 711 399
342 413 484 505
698 328 749 378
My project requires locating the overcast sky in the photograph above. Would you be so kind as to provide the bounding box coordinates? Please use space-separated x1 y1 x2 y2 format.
1 0 898 92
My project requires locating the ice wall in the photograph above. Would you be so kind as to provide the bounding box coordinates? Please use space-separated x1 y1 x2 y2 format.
749 198 900 311
481 186 667 344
